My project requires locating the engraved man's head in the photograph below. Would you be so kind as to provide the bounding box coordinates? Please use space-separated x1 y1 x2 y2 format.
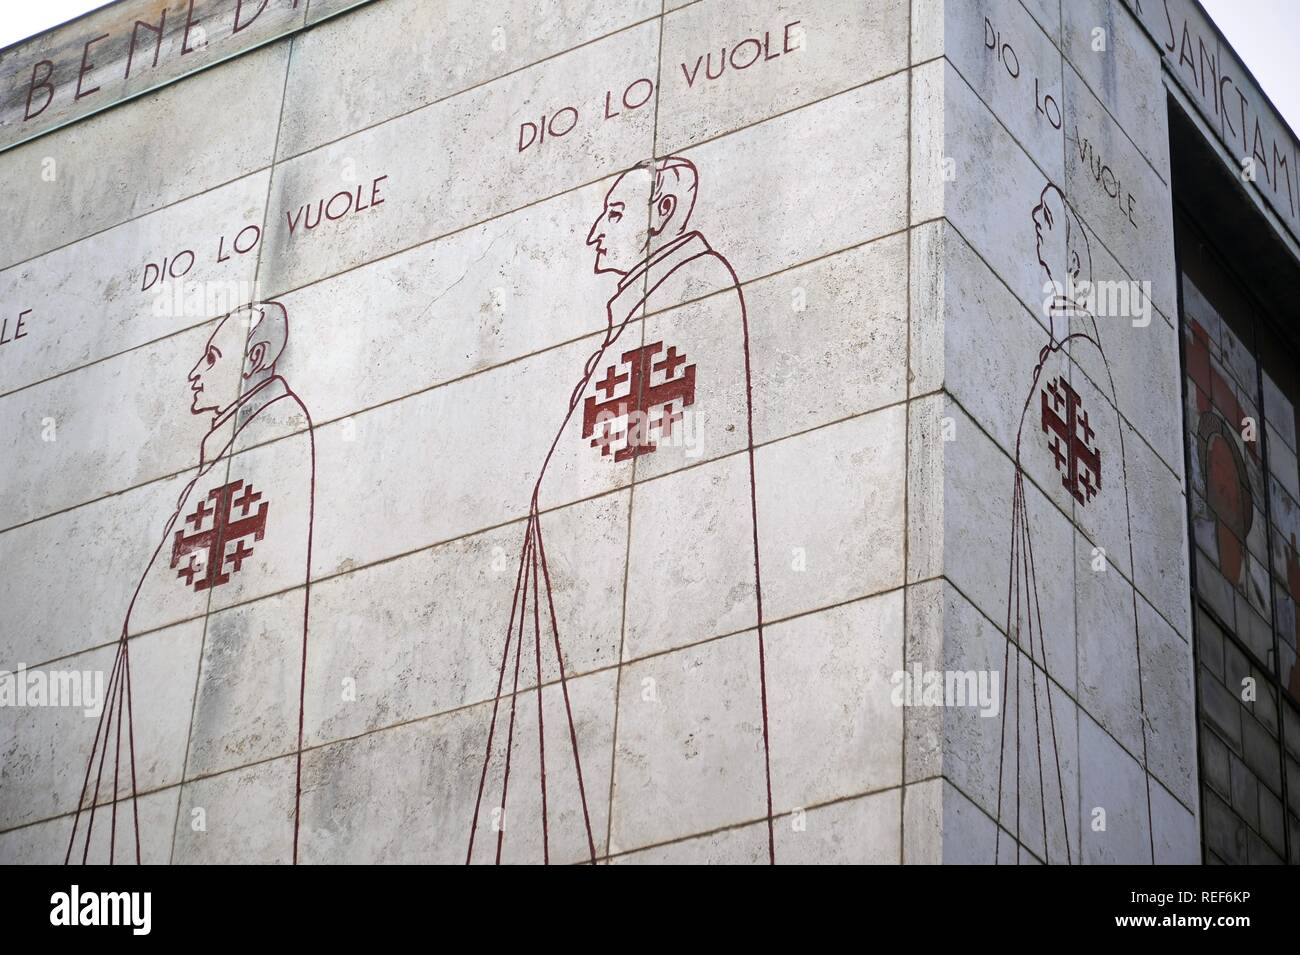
188 301 288 419
1032 183 1092 331
1032 183 1090 293
586 157 699 275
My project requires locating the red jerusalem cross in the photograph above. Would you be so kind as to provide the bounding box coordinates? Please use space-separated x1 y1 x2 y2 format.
171 479 269 591
1041 376 1101 505
582 340 696 462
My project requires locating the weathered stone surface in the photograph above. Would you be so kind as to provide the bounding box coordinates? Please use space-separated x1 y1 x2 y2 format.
0 0 314 150
944 0 1064 181
1078 711 1152 863
1062 0 1171 183
0 43 288 268
0 620 200 830
1137 594 1197 807
280 0 657 159
1 0 1244 867
655 0 908 154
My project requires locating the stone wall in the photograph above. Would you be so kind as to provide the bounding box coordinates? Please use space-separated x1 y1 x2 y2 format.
2 0 928 864
904 0 1199 863
3 0 1251 865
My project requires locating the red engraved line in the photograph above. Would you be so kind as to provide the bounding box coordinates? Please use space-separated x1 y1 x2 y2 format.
124 640 141 864
496 530 534 864
536 515 598 863
715 251 774 865
1008 488 1019 857
65 327 315 864
291 388 317 867
67 638 125 864
466 521 533 863
1021 476 1071 863
994 474 1021 863
531 521 549 865
467 241 734 865
82 644 121 864
468 297 636 864
1018 487 1048 861
998 330 1101 863
65 642 121 863
68 463 203 864
1004 488 1020 861
67 632 143 865
111 663 124 864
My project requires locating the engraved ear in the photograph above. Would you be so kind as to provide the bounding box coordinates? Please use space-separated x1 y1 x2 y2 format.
244 340 269 377
650 194 677 237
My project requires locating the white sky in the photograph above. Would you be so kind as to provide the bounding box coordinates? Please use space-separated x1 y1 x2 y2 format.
0 0 1296 132
1200 0 1300 133
0 1 113 51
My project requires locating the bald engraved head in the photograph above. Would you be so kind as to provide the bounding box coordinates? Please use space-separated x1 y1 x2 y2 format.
188 301 288 420
586 156 699 276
